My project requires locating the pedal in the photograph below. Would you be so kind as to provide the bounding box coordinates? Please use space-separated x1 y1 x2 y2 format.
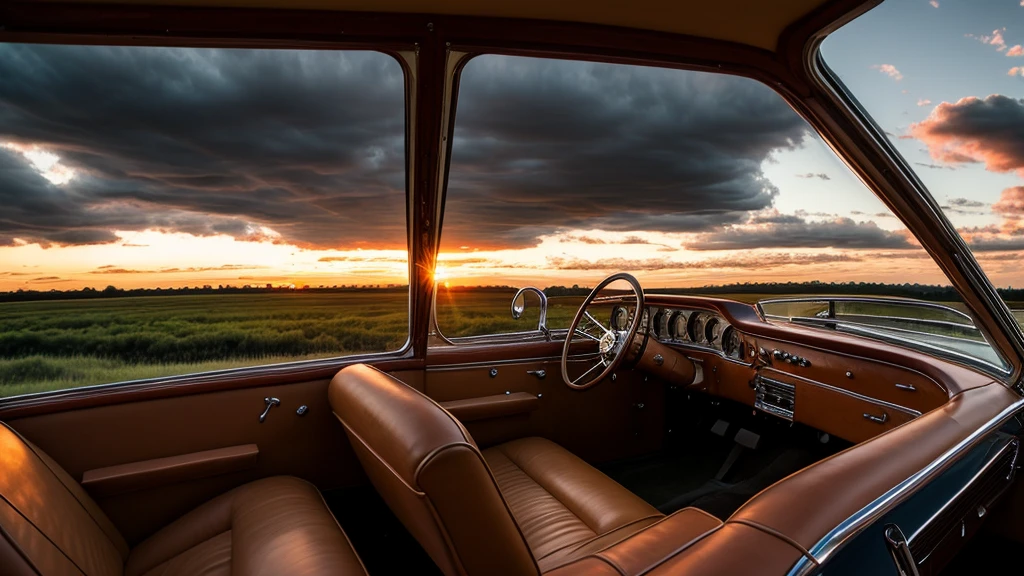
714 428 760 481
734 428 760 450
711 419 730 437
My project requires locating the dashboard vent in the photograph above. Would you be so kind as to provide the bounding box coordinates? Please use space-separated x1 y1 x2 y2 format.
909 438 1018 564
754 377 795 421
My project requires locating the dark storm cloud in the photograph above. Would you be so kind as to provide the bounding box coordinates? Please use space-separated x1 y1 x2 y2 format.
795 173 831 180
2 48 814 251
441 56 811 249
967 237 1024 252
910 95 1024 175
686 217 913 250
948 197 986 208
0 45 406 248
547 252 861 271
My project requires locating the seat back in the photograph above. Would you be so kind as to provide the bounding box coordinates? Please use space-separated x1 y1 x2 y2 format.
328 364 539 576
0 422 128 576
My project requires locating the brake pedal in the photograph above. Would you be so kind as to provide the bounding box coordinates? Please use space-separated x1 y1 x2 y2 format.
715 428 760 481
711 419 730 437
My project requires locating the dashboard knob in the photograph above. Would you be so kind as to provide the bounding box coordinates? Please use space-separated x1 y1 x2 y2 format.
773 349 784 360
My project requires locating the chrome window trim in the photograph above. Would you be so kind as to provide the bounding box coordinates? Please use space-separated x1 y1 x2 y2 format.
803 45 1023 384
786 397 1024 576
0 49 419 406
0 342 415 410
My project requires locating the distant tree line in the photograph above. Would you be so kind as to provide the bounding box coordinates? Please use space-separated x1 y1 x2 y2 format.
0 284 409 303
3 280 1023 304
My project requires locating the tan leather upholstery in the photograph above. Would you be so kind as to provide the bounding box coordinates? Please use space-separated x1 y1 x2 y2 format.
329 363 664 576
483 438 662 572
0 422 367 576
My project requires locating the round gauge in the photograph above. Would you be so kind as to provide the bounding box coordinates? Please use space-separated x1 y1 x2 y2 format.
722 326 742 359
650 309 666 339
669 311 690 341
638 308 649 335
704 317 721 345
688 313 707 343
611 306 630 331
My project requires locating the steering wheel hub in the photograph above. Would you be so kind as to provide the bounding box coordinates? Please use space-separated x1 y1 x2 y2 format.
599 331 617 355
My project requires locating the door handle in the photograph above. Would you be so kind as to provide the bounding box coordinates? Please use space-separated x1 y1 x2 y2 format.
527 370 546 380
259 397 280 423
863 411 889 424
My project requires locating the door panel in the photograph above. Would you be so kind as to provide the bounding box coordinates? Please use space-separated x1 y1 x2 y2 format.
420 350 665 464
8 377 364 545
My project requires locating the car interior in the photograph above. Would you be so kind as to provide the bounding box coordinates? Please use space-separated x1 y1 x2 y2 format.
2 1 1023 576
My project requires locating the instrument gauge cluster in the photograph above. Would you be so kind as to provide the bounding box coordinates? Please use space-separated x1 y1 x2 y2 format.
647 306 745 361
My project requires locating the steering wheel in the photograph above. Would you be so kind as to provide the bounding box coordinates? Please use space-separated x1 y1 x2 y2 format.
561 272 645 390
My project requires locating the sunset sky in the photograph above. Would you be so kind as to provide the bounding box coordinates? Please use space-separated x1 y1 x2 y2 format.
1 0 1022 293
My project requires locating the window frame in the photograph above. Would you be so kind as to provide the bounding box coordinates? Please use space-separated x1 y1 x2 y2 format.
0 3 1018 415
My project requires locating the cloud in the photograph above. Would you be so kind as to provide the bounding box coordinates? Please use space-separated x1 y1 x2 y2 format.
795 172 831 180
1011 67 1024 77
909 95 1024 176
968 28 1007 51
1009 45 1024 57
441 55 813 249
686 216 913 251
929 0 939 7
948 197 986 208
546 252 862 272
0 48 821 253
914 162 955 170
0 45 406 249
872 64 904 81
917 99 932 107
993 186 1024 216
88 264 266 274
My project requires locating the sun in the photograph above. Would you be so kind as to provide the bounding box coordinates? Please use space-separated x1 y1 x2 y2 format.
433 265 451 288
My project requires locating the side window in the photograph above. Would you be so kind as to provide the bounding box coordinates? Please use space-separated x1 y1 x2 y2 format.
0 45 408 398
435 54 1003 372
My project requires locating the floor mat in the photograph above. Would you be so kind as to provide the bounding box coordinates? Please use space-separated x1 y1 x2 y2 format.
323 486 443 575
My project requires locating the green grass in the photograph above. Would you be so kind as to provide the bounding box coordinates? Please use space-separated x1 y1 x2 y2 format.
0 292 409 398
2 289 1020 399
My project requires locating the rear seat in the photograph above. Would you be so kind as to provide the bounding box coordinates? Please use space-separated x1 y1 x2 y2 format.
0 422 367 576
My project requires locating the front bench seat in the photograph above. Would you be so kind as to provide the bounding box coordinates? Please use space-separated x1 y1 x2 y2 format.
0 423 367 576
328 364 664 575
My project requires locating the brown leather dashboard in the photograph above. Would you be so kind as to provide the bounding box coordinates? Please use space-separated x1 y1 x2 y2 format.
642 295 999 444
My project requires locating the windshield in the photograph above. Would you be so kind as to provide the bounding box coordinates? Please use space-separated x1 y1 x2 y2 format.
821 1 1024 344
434 53 1007 373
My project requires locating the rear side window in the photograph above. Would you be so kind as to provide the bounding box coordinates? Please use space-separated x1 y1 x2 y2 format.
0 45 408 398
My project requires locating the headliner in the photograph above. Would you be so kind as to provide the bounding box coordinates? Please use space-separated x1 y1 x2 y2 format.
27 0 834 51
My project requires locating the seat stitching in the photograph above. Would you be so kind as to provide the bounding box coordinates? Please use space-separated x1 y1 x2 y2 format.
0 493 86 576
2 423 126 557
335 414 427 495
488 449 596 562
598 523 721 575
727 518 819 566
638 525 724 575
536 514 663 565
0 510 44 576
419 443 541 576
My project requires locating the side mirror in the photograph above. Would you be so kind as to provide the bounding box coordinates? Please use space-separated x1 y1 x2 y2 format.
511 287 550 340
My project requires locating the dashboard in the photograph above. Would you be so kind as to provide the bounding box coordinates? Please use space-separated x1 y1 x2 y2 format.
603 295 998 446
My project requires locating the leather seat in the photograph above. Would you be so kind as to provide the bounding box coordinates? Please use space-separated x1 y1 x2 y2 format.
328 363 664 575
0 423 367 576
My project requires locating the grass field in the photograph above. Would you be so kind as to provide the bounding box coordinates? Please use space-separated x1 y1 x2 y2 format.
1 289 1021 399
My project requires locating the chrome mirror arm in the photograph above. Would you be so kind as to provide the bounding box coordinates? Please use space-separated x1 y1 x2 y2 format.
511 287 550 340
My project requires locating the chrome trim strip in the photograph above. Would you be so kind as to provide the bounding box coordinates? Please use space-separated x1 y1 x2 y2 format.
426 353 601 371
762 370 921 418
786 397 1024 576
758 296 975 325
907 437 1017 556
